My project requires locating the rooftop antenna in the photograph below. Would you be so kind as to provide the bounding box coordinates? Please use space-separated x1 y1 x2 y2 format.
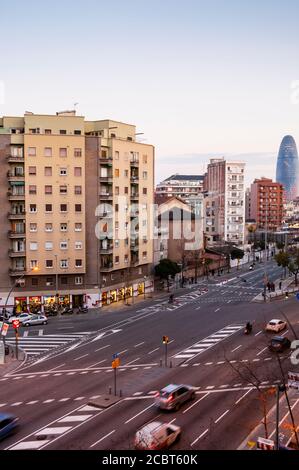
74 102 79 112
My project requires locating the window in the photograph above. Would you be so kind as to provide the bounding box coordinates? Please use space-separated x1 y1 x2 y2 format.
59 148 67 157
124 254 129 263
74 167 82 176
75 276 83 285
60 129 67 135
45 129 52 135
44 167 52 176
29 185 37 195
75 223 82 231
75 241 82 250
44 147 52 157
115 240 119 248
114 169 120 178
30 223 37 232
30 260 38 268
115 151 119 160
75 259 82 268
29 166 36 175
115 256 120 264
28 147 36 156
143 188 147 195
115 186 119 195
45 204 52 213
30 204 37 213
75 204 82 212
31 278 38 287
30 242 38 251
60 204 67 212
45 242 53 251
143 171 148 180
74 130 81 135
74 185 82 195
115 221 119 229
60 185 68 195
60 241 68 250
142 251 147 259
46 277 54 286
124 170 128 177
61 276 68 284
74 148 82 157
124 187 128 194
60 260 68 268
46 260 53 268
60 223 68 232
143 155 148 164
45 185 52 195
115 204 119 212
60 168 67 176
45 223 53 232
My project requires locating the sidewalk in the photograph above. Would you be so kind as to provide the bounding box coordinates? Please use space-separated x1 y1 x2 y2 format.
238 387 299 450
0 345 26 376
253 276 297 302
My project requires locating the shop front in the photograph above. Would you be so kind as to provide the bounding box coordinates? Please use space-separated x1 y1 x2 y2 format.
137 283 145 296
15 297 28 314
29 296 42 313
72 294 85 308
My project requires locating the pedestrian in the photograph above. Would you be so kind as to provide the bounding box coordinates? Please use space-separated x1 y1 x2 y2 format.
267 282 271 292
279 281 282 290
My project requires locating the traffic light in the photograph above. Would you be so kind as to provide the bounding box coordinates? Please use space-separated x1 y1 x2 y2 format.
12 319 20 329
162 335 169 344
285 291 289 299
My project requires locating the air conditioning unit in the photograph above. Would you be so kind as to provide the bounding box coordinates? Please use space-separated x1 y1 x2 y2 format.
16 279 25 287
46 282 53 287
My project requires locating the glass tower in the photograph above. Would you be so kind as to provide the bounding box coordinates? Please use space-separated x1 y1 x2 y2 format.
276 135 298 201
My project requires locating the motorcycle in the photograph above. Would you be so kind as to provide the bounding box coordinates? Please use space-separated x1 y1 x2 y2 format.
76 306 88 314
61 306 74 315
244 324 253 335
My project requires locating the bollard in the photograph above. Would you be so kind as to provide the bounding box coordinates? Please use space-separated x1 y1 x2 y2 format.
109 386 112 395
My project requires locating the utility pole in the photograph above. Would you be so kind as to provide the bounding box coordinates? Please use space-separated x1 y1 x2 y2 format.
263 197 268 302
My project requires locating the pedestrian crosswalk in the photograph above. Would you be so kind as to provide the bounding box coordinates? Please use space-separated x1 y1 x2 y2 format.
172 324 243 363
6 332 92 358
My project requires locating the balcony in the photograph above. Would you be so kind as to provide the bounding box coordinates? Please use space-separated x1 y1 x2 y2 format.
7 171 24 183
8 230 25 239
99 192 113 200
130 159 139 167
131 256 140 266
100 175 113 183
9 267 26 276
99 244 114 254
130 193 139 200
130 209 139 218
7 212 25 220
130 242 139 252
7 155 24 163
7 192 25 201
130 175 139 183
99 156 113 165
100 263 114 272
9 250 26 258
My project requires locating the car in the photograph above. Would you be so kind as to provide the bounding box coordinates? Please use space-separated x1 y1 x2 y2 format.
265 319 287 333
0 413 19 441
268 336 291 353
7 313 32 324
155 384 195 411
134 421 181 450
21 314 48 327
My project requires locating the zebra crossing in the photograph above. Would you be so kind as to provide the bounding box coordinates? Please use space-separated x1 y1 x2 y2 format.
6 332 92 358
137 287 209 315
172 324 243 363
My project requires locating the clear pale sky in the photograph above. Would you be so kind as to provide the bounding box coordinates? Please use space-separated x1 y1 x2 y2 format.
1 0 299 186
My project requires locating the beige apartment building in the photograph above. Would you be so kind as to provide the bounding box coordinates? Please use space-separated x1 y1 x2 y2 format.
0 111 154 312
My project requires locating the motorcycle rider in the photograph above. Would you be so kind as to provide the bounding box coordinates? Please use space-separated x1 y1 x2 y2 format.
245 321 252 333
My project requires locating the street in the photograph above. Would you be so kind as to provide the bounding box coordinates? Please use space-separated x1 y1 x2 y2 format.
1 261 299 451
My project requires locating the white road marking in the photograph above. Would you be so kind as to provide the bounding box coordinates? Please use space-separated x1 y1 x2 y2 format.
206 386 215 390
58 415 92 423
49 364 66 372
74 354 89 361
235 388 253 405
255 330 263 337
74 397 85 401
87 359 107 368
125 403 155 424
90 430 116 448
119 349 128 355
59 398 70 402
134 342 145 348
191 428 209 446
196 306 201 310
26 401 39 405
11 402 23 406
10 441 50 450
282 329 289 336
38 329 43 336
36 427 72 436
217 361 225 365
215 308 221 312
133 392 143 396
183 393 210 414
23 330 29 337
256 347 268 356
215 409 230 424
123 357 140 366
231 345 242 353
148 347 159 355
94 345 111 353
43 399 55 404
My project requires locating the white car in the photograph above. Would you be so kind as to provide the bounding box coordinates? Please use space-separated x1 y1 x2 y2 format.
21 314 48 327
265 319 287 333
7 313 32 324
134 421 181 450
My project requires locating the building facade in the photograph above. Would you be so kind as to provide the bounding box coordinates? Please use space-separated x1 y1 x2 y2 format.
276 135 299 201
249 178 284 231
204 158 245 246
0 112 154 312
155 174 204 212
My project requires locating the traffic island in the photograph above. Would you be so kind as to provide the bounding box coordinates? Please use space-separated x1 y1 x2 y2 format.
88 394 121 409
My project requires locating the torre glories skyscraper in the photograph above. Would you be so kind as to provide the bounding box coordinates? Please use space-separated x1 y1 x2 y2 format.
276 135 299 201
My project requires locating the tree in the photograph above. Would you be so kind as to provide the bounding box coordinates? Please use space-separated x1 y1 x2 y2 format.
276 242 284 250
287 248 299 286
155 259 181 291
230 248 244 270
275 251 290 279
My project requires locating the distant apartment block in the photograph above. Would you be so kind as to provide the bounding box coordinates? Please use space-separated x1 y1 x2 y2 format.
155 174 204 211
249 178 284 231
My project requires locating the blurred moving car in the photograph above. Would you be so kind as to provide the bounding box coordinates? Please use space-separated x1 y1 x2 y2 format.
7 313 32 324
265 319 287 333
268 336 291 353
134 421 181 450
155 384 195 411
0 413 19 441
21 314 48 327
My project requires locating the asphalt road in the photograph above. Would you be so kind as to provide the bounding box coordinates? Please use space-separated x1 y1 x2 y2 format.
2 261 298 450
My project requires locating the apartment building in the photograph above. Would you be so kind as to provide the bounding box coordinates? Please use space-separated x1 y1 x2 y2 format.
0 112 154 312
155 174 204 212
249 178 284 231
204 158 245 246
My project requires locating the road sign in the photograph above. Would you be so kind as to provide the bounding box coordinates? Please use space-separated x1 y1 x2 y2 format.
1 323 9 336
12 319 20 329
257 437 275 450
288 371 299 390
112 353 119 359
112 358 120 368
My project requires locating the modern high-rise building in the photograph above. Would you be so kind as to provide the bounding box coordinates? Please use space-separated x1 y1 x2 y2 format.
249 178 284 231
0 111 154 312
276 135 299 201
204 158 245 246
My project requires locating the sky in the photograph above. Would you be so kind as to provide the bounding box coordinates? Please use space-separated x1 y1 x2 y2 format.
1 0 299 187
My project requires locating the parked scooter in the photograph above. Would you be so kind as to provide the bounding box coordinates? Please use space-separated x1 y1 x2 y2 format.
61 306 74 315
76 305 89 314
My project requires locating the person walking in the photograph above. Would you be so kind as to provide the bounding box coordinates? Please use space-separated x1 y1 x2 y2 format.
279 281 282 290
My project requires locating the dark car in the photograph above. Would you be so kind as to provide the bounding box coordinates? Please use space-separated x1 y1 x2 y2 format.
0 413 19 441
268 336 291 353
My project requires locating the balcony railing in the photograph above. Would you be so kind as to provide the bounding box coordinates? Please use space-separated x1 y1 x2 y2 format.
131 257 140 266
7 212 25 220
7 192 25 200
9 267 26 276
7 155 24 163
100 192 113 199
99 245 113 254
130 193 139 199
99 156 113 164
8 230 26 238
130 159 139 166
9 250 26 258
100 263 114 272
